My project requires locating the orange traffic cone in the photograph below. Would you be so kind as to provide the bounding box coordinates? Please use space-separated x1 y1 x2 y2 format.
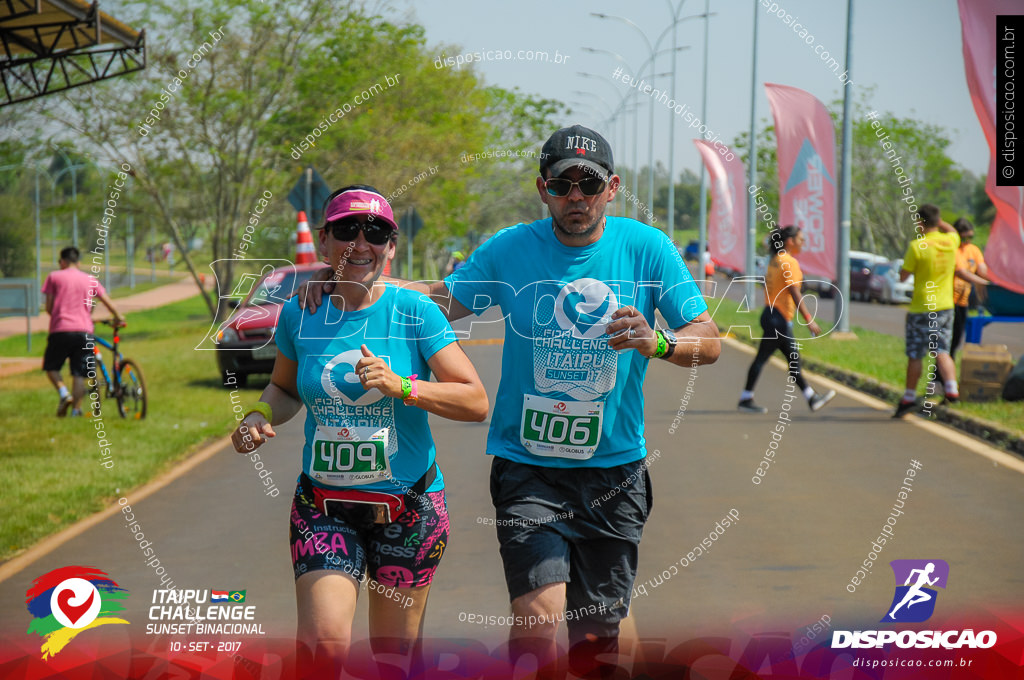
295 211 316 264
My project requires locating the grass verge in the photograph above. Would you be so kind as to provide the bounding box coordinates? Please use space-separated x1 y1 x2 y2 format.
0 295 264 562
104 275 181 299
705 294 1024 446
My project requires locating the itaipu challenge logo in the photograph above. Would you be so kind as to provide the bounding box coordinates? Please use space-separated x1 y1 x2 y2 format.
25 566 129 659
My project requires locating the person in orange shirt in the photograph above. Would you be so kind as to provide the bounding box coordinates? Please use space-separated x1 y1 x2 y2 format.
950 217 990 359
738 225 836 414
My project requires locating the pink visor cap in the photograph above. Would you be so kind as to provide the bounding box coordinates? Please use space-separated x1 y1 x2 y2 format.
323 189 398 231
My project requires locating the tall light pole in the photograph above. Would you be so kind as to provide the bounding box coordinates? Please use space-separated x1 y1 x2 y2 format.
577 71 634 215
746 0 760 303
696 0 713 287
646 40 699 225
591 17 677 225
584 42 690 224
589 62 678 224
667 0 682 244
49 161 87 256
583 48 644 220
52 148 89 248
572 93 621 215
835 0 855 335
33 170 42 298
593 8 712 239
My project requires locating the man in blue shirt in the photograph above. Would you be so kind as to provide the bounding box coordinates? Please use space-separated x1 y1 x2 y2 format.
304 126 720 677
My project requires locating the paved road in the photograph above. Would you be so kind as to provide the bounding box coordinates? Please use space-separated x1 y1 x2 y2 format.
2 311 1022 673
705 270 1024 357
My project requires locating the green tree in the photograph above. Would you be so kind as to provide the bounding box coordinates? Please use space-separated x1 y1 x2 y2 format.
850 109 963 257
36 0 562 317
653 168 702 237
969 174 996 231
0 140 43 278
731 121 779 254
0 193 34 278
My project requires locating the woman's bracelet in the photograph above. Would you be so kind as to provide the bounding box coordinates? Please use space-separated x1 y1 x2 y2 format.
244 401 273 423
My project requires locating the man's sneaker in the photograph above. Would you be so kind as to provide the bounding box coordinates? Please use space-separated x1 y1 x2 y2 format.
57 395 73 417
69 409 83 417
809 389 837 412
893 399 919 418
738 399 768 414
942 393 960 405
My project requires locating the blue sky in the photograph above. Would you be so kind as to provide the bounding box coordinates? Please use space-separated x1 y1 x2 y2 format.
398 0 987 179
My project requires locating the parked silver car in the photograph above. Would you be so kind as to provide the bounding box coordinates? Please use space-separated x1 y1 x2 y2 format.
868 259 914 304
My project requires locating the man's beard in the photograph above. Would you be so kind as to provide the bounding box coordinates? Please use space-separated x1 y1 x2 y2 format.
551 210 605 240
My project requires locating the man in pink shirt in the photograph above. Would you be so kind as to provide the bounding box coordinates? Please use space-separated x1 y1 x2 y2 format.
42 247 123 416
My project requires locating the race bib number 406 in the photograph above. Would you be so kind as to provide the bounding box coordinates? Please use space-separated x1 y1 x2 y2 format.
310 425 390 486
520 395 602 460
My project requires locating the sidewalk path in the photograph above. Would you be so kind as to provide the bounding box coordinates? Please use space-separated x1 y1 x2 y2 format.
0 276 210 382
0 276 207 343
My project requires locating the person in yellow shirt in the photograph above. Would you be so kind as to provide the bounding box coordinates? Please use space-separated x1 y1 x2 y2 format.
894 205 960 417
738 225 836 414
951 217 990 359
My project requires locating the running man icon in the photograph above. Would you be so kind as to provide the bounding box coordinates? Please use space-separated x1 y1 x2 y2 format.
882 559 949 623
889 563 939 618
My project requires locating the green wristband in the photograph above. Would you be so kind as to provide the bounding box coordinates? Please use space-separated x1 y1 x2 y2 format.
401 376 413 400
244 401 273 424
651 330 668 359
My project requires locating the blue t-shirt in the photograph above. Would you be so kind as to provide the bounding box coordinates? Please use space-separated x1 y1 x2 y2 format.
275 285 457 492
445 216 707 468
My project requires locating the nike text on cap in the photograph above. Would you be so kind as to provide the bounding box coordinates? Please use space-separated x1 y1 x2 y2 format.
539 124 614 181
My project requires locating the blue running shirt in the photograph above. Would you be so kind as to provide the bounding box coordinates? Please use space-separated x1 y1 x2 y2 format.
275 285 457 492
445 216 707 468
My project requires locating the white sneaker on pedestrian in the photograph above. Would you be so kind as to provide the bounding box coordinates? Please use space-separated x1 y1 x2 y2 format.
809 390 836 412
738 398 768 414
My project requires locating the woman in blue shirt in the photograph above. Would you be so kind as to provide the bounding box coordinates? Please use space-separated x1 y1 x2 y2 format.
230 185 487 674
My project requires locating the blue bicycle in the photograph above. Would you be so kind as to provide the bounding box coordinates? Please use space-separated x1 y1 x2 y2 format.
90 319 147 419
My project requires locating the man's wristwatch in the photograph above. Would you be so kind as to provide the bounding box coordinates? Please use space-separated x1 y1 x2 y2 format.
660 329 677 359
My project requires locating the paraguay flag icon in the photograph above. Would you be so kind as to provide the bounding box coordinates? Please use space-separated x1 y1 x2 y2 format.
882 559 949 623
211 590 230 602
25 566 129 659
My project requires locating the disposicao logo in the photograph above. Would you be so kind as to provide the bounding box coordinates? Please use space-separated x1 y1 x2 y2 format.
883 559 948 623
832 559 997 650
25 566 129 659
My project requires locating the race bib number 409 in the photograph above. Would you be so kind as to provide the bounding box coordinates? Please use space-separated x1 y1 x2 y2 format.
520 395 602 460
310 426 390 486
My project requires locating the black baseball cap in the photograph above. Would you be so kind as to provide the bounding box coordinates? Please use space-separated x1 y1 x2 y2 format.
539 124 614 180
